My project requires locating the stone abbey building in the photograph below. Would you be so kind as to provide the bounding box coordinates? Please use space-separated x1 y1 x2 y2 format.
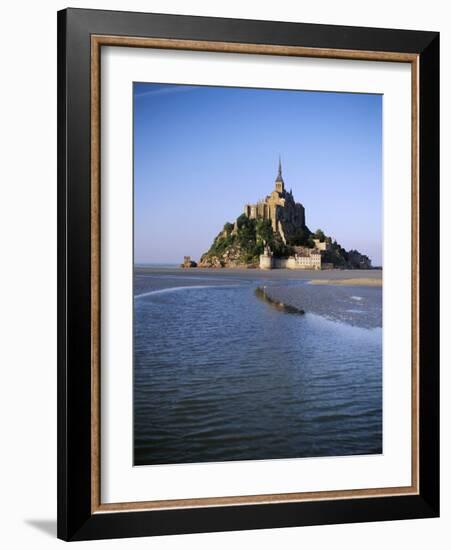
244 159 330 270
244 158 306 245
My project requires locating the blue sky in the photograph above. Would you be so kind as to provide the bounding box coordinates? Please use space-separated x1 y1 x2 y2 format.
134 83 382 265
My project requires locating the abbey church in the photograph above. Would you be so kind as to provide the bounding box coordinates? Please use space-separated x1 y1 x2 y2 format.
244 158 306 244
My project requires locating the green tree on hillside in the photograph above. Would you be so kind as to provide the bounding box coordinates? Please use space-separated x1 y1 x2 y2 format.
314 229 326 242
256 218 273 244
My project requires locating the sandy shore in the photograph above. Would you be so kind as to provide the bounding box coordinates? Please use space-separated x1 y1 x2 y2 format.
309 277 382 287
135 266 382 283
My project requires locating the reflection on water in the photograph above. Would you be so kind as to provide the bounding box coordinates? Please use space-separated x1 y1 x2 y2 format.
134 269 382 466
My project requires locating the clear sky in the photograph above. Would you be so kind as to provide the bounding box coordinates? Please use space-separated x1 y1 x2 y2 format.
134 82 382 266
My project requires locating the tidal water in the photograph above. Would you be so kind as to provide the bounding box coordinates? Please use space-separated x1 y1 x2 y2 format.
134 268 382 466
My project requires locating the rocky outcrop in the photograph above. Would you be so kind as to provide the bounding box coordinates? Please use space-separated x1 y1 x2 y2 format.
180 256 197 268
198 242 258 268
198 216 289 269
255 287 305 314
198 213 372 270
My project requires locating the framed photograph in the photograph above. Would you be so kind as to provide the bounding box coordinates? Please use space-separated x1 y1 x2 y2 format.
57 8 439 541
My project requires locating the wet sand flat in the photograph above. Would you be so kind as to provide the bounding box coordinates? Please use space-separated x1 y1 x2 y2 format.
135 266 381 284
259 283 382 329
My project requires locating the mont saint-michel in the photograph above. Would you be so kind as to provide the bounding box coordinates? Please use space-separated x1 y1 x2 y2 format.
194 159 371 270
133 82 382 468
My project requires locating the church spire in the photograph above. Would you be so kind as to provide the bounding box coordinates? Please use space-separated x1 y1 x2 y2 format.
275 155 285 193
278 156 282 179
276 155 283 181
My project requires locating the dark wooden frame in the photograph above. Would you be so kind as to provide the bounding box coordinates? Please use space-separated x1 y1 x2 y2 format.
58 7 439 541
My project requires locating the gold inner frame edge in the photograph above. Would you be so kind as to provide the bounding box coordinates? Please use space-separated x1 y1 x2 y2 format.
90 35 420 514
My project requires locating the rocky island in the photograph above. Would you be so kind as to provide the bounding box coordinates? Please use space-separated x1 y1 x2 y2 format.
197 159 371 270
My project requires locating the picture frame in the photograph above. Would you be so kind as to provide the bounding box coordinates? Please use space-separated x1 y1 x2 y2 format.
57 7 439 541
